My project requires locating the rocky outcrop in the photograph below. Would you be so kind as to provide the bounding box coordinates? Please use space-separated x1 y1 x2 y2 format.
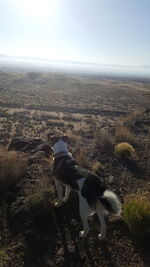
8 136 52 158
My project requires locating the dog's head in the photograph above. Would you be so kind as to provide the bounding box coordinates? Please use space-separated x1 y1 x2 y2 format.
47 134 70 148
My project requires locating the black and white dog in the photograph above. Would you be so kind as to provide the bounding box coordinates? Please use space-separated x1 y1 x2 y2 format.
50 135 121 239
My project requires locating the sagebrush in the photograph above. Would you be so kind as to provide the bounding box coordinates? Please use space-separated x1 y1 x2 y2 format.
123 192 150 243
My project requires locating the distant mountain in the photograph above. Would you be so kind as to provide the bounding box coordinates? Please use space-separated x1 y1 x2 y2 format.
0 53 150 76
0 53 9 58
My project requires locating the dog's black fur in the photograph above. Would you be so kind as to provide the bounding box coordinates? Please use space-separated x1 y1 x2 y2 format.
53 154 111 210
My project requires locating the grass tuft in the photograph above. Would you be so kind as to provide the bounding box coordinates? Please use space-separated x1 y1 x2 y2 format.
92 162 104 175
123 192 150 243
0 151 27 196
115 126 134 144
94 128 114 156
25 189 54 216
0 250 10 264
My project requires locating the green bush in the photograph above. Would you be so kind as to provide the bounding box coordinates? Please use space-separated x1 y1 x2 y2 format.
123 192 150 242
0 250 10 265
114 142 135 159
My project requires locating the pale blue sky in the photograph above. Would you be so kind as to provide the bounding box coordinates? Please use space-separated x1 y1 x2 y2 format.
0 0 150 66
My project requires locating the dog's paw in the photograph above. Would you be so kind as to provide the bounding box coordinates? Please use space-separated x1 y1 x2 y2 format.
54 200 62 207
79 231 85 238
98 233 105 240
79 231 87 238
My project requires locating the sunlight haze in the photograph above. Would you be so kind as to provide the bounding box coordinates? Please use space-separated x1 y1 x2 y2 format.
0 0 150 67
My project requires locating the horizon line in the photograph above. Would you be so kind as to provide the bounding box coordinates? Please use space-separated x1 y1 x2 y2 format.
0 52 150 69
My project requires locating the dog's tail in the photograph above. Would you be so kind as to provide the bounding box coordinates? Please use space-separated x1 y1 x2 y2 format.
99 190 121 216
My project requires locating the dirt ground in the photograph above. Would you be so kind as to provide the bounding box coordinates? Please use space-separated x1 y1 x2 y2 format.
0 70 150 266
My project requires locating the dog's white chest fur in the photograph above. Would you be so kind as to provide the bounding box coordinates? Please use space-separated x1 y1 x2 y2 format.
52 139 73 158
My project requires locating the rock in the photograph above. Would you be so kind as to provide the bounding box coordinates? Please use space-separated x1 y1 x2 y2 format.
33 143 52 158
28 151 47 165
8 136 42 151
8 137 52 158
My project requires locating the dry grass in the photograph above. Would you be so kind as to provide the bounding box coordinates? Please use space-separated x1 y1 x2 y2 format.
0 151 27 195
25 189 54 216
92 162 104 175
115 126 134 144
121 112 139 131
123 192 150 243
94 128 114 156
73 147 91 168
24 175 54 216
24 175 52 196
114 142 135 159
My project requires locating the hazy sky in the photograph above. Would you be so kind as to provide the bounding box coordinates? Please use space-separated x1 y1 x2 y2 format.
0 0 150 66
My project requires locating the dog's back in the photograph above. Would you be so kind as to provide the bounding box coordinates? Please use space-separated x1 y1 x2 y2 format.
54 156 107 207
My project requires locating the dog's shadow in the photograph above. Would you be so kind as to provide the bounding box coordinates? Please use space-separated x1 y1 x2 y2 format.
55 196 127 267
56 215 115 267
54 193 114 267
54 194 85 266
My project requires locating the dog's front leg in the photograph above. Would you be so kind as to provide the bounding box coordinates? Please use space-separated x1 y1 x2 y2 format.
54 179 63 207
79 196 89 238
63 185 70 203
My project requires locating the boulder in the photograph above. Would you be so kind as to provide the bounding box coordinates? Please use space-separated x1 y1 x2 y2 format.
33 143 52 158
8 136 52 159
8 136 42 151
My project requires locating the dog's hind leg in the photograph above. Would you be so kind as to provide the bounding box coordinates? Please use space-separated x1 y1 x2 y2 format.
79 196 90 238
63 185 70 203
54 179 63 207
96 201 107 240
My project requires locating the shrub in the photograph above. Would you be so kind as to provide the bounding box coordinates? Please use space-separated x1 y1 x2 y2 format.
123 192 150 242
0 151 27 196
121 113 139 132
25 189 54 216
67 132 80 147
73 147 91 168
24 175 54 216
25 175 52 196
0 250 10 265
114 142 135 159
115 126 134 143
94 128 113 156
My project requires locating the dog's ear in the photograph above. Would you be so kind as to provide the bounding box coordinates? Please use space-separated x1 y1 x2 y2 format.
48 136 60 146
47 132 55 140
61 135 70 143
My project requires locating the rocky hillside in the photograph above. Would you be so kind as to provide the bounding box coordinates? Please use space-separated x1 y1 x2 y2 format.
0 110 150 267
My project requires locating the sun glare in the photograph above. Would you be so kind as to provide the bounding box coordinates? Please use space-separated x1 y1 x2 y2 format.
15 0 61 20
